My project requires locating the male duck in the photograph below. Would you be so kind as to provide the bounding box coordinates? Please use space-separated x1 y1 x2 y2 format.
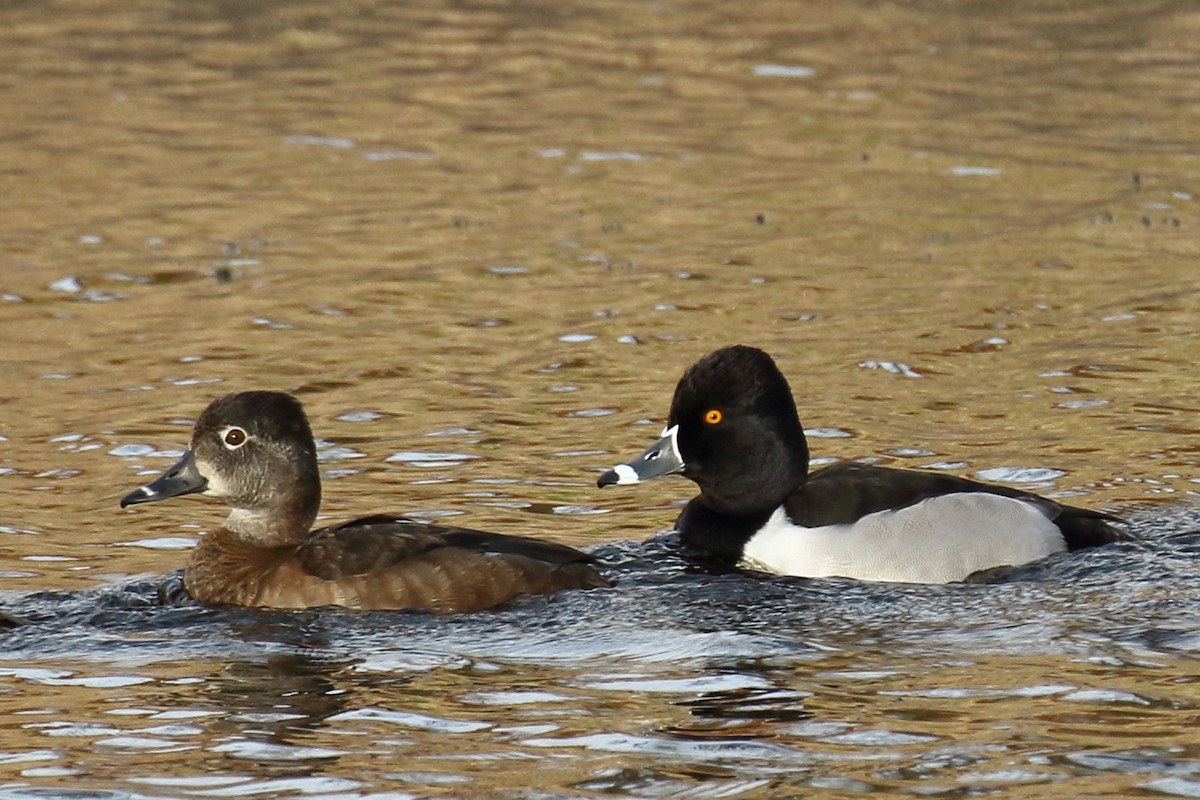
122 391 609 612
597 345 1125 583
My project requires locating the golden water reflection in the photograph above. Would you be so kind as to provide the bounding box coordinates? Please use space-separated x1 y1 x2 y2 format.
1 0 1199 797
1 647 1194 796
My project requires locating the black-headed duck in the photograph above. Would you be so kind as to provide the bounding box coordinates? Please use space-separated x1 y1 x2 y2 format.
121 391 609 612
598 344 1126 583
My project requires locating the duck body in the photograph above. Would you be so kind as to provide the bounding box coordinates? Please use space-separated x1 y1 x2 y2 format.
122 391 607 613
184 520 606 613
599 345 1125 584
677 462 1117 583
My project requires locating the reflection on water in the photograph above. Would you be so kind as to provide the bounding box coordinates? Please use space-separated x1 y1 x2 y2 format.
3 520 1200 797
1 0 1200 796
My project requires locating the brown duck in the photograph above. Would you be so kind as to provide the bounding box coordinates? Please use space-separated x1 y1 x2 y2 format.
121 391 609 612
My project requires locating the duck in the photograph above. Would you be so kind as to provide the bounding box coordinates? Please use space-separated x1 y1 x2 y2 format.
121 391 609 612
597 344 1126 583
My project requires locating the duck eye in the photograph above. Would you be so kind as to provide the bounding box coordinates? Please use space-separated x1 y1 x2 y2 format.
704 409 723 425
222 427 247 448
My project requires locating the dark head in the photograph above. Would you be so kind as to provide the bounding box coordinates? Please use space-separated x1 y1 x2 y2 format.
598 345 810 513
120 391 322 545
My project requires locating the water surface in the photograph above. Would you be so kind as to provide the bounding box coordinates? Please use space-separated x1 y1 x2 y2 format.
1 1 1199 797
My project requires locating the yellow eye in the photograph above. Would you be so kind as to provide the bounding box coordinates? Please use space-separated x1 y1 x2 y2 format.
704 409 723 425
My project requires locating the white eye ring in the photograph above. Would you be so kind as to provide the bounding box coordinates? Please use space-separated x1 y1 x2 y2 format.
221 426 248 449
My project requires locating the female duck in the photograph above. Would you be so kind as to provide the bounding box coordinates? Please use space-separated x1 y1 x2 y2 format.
598 345 1125 583
122 391 608 612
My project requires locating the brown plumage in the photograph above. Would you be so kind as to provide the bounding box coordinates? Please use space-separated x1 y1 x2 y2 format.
121 391 609 612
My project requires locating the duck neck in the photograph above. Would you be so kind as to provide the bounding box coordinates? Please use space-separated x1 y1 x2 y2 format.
694 425 809 517
223 491 320 548
680 418 810 561
676 499 775 563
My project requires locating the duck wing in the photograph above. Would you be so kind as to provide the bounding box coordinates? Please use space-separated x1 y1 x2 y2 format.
789 462 1126 549
299 514 606 582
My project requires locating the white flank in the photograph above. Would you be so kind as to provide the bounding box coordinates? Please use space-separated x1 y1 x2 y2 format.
738 493 1067 583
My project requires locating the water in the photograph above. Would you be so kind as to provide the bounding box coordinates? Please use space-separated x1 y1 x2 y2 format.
4 520 1200 797
2 0 1200 797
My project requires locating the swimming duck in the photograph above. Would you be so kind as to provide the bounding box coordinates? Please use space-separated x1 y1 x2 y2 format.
121 391 609 612
597 345 1125 583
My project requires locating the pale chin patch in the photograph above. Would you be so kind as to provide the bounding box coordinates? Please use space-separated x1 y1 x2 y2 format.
196 459 230 498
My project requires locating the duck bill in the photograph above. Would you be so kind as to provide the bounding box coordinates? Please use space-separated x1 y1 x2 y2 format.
120 449 208 508
597 425 685 488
